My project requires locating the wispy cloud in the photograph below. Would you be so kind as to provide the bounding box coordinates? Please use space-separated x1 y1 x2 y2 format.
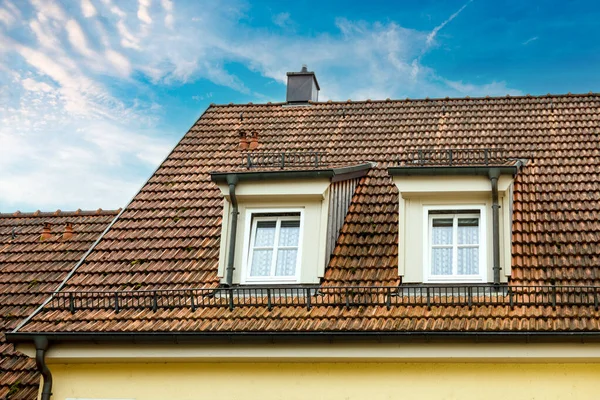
523 36 538 45
272 12 292 28
0 0 520 211
426 0 473 47
0 1 20 27
80 0 96 18
138 0 152 25
160 0 174 29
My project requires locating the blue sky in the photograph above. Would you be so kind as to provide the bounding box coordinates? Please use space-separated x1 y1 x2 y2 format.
1 0 599 211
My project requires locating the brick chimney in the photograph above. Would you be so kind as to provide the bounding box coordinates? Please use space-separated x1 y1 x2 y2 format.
239 130 248 150
40 223 52 241
248 131 259 150
63 222 74 240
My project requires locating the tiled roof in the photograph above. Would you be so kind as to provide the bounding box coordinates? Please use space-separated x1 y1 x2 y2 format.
0 210 118 399
14 93 600 335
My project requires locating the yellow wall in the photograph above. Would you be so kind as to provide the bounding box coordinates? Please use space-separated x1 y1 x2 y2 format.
50 362 600 400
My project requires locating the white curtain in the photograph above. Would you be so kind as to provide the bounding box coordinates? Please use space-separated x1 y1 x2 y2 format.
431 216 479 276
250 249 272 276
457 218 479 275
431 218 453 275
275 221 299 276
458 247 478 275
250 221 276 276
250 219 299 277
432 247 452 275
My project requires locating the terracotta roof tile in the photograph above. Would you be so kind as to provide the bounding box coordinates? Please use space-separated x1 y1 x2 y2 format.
14 93 600 335
0 210 118 399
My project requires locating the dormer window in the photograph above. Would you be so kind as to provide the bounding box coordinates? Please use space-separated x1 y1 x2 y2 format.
211 157 375 286
244 210 303 284
389 148 525 285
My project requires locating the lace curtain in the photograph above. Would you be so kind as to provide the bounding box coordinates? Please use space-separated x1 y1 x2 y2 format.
431 216 479 276
250 219 300 277
458 218 479 275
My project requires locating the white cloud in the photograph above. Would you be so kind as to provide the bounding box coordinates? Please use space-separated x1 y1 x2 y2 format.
29 17 62 53
81 0 97 18
440 78 522 97
272 12 291 28
21 77 54 92
138 0 152 24
66 19 95 58
0 7 16 27
0 101 171 210
104 49 132 75
101 0 126 18
30 0 67 22
160 0 173 28
116 19 141 49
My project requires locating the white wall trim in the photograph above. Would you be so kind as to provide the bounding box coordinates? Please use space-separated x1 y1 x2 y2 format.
17 342 600 364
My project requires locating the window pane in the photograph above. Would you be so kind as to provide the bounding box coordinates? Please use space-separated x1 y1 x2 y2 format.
432 218 453 245
250 249 272 276
275 249 298 276
431 247 452 275
458 247 479 275
458 218 479 245
254 221 276 247
279 220 300 247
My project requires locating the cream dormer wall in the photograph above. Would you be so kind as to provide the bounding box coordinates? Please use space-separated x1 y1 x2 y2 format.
216 179 331 285
392 175 514 284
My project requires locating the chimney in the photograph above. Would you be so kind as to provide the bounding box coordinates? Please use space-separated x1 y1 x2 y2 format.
63 222 74 240
238 130 248 150
40 223 52 241
248 131 259 150
286 64 320 104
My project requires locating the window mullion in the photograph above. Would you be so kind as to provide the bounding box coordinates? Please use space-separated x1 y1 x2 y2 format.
453 214 458 276
270 218 281 277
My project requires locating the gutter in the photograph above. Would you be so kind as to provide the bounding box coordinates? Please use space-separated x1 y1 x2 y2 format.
225 175 238 286
34 336 52 400
489 168 501 285
210 162 375 184
387 165 519 177
8 331 600 346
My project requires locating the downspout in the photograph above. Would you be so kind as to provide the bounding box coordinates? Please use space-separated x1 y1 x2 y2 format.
225 175 239 286
34 336 52 400
488 168 501 285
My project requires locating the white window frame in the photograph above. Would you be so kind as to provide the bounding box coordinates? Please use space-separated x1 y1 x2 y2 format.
241 208 304 284
423 204 487 283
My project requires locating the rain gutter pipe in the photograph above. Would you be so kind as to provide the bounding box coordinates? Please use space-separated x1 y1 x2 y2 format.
225 175 239 286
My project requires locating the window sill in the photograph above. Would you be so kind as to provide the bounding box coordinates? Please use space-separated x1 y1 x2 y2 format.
241 279 302 285
397 283 509 297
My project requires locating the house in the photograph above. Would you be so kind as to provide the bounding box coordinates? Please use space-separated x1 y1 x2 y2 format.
0 210 118 399
7 67 600 400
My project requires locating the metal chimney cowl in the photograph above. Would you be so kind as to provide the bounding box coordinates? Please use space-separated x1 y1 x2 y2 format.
286 64 320 103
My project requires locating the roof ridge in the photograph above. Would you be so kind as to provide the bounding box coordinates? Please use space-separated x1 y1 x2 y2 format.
207 91 600 107
0 208 122 218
